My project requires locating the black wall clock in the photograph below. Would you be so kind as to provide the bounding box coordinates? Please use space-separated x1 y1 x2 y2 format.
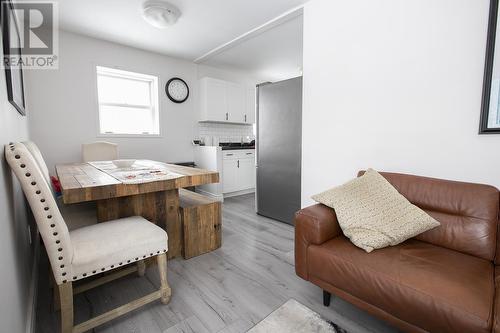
166 77 189 103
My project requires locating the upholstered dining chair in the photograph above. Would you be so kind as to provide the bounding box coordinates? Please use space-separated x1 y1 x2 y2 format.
23 140 97 230
82 141 118 162
5 142 171 333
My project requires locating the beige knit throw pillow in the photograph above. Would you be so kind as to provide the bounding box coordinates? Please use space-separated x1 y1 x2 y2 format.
312 169 440 252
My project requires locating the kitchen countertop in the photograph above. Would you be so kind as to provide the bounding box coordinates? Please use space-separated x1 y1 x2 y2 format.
221 146 255 151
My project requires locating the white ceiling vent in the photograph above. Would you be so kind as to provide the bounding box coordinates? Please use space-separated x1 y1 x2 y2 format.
142 1 181 29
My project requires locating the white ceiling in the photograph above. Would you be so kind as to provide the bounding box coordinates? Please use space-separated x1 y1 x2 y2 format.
200 14 303 82
56 0 309 61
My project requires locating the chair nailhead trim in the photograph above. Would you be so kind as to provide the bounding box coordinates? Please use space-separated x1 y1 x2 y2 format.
44 207 49 211
40 199 45 202
25 173 30 177
56 240 60 244
58 256 63 260
53 232 58 236
50 224 55 228
31 181 36 186
68 249 168 281
47 215 52 219
62 272 66 276
60 265 64 268
15 155 20 159
36 190 41 194
20 164 25 168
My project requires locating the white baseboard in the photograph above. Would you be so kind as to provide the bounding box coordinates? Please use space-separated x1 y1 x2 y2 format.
223 188 255 199
195 188 224 202
26 233 40 333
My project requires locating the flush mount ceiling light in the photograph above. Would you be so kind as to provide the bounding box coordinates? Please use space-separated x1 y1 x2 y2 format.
142 1 181 29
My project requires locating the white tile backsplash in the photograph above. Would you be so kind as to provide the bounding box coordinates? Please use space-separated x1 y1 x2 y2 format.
198 122 255 144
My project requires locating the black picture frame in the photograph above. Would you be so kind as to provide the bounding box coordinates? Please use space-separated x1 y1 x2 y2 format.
480 0 500 133
165 77 189 104
1 0 26 116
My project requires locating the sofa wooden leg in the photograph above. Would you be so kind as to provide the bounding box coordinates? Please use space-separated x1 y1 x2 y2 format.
157 254 171 304
58 282 74 333
323 290 331 307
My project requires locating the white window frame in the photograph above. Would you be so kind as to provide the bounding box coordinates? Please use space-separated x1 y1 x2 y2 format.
95 65 161 138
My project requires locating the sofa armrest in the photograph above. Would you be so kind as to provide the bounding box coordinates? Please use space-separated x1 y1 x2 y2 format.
295 204 342 280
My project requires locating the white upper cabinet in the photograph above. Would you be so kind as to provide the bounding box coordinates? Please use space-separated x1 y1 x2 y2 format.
199 77 255 124
225 82 246 122
245 87 256 124
200 77 227 122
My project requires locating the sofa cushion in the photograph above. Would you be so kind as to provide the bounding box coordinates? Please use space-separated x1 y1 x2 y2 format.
359 171 500 261
308 237 494 333
312 169 440 252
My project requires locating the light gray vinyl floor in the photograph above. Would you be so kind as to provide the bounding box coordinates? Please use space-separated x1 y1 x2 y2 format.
36 194 398 333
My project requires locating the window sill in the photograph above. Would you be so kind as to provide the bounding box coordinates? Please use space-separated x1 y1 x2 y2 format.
97 133 163 139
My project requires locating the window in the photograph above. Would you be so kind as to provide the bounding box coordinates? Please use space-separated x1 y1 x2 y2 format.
96 66 160 136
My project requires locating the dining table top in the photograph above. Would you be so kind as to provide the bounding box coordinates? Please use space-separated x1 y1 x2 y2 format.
56 160 219 204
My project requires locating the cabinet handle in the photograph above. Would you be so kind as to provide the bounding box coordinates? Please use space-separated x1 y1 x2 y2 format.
237 160 240 168
245 114 247 122
226 112 228 120
246 152 252 155
226 153 233 156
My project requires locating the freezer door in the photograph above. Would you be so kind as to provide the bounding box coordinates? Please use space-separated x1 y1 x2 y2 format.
256 77 302 224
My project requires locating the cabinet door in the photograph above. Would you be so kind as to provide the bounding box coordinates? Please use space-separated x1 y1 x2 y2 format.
204 78 227 122
226 82 246 122
238 157 256 190
245 87 256 124
222 159 237 193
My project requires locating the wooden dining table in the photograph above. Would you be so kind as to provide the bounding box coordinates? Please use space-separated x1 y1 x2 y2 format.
56 160 219 259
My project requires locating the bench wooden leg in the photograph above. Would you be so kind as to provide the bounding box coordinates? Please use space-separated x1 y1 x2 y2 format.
59 282 74 333
157 254 171 304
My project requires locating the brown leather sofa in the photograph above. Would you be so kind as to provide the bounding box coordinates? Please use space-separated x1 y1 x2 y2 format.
295 171 500 333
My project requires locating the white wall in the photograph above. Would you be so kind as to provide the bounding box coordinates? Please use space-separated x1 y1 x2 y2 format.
0 38 34 332
302 0 499 206
26 30 200 173
25 31 265 174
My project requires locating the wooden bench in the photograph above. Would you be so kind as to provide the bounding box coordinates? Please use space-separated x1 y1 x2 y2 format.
179 189 222 259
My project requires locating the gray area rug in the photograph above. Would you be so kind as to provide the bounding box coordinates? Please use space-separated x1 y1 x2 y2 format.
248 299 348 333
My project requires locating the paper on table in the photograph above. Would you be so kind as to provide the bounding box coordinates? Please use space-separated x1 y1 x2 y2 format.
89 160 183 184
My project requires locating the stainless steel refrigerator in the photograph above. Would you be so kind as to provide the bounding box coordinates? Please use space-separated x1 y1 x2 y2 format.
256 77 302 225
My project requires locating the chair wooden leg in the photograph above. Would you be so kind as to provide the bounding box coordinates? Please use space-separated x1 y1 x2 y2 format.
52 282 61 312
137 260 146 277
157 254 171 304
58 282 74 333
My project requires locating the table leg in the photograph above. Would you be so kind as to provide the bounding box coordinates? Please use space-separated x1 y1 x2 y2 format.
96 189 181 259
